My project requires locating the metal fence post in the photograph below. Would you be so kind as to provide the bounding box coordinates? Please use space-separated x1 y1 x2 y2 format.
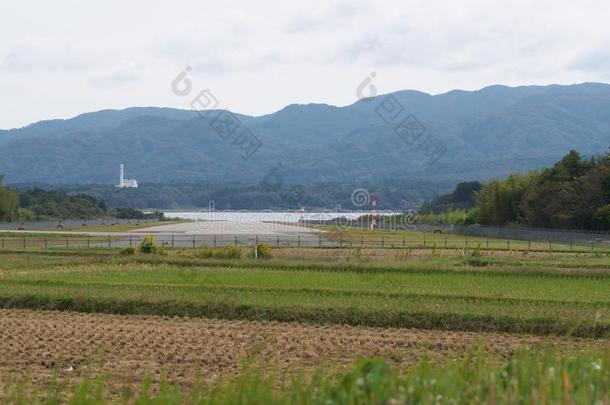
403 236 406 247
298 234 301 248
528 240 531 250
66 238 69 248
108 235 111 248
360 235 364 247
340 235 343 248
506 240 509 250
129 236 132 247
1 236 3 249
277 235 280 248
87 236 90 249
171 235 174 248
444 236 447 248
423 235 426 247
23 236 26 250
44 237 47 249
486 238 489 248
319 234 322 248
192 235 196 248
381 236 384 248
214 235 217 248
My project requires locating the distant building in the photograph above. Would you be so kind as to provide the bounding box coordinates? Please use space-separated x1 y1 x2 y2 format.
115 164 138 188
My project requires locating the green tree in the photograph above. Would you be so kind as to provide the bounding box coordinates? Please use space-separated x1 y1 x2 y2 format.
520 151 610 229
476 172 537 226
0 175 19 221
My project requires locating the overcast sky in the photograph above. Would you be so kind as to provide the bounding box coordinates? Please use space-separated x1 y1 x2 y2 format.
1 0 609 129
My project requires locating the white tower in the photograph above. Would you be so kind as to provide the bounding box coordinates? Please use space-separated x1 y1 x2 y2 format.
116 163 138 188
119 164 125 187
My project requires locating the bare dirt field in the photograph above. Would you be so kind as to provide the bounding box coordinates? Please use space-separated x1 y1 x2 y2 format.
0 309 604 396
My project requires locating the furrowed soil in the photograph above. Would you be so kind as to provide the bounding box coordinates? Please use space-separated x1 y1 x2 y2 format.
0 309 606 397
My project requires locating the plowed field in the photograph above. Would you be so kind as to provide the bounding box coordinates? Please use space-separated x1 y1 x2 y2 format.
0 309 604 395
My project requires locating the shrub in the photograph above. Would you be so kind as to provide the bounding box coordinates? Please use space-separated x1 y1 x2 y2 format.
138 235 161 255
466 247 489 266
195 246 242 259
248 243 273 259
119 247 137 256
464 208 480 225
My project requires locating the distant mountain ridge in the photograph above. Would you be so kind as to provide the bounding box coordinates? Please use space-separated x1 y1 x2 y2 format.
1 83 610 185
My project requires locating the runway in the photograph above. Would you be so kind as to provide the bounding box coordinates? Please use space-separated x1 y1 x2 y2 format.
133 220 320 235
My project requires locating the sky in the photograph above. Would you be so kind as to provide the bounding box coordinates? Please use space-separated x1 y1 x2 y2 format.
1 0 609 129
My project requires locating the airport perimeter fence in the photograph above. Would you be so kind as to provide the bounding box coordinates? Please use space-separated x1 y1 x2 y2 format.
1 232 609 253
451 225 610 244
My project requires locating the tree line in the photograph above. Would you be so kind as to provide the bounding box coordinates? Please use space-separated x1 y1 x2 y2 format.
420 150 610 230
477 150 610 229
0 178 157 222
15 179 450 211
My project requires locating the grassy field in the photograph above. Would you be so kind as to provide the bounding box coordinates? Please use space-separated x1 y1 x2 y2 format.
0 248 609 337
1 247 609 403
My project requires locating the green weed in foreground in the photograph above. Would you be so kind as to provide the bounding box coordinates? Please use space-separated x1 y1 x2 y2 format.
138 235 163 255
1 348 608 404
191 245 242 259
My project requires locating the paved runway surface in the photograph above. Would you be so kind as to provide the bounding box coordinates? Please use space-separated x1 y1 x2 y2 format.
0 221 320 236
133 221 320 235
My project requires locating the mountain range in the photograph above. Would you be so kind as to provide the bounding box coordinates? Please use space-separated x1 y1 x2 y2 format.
2 83 610 186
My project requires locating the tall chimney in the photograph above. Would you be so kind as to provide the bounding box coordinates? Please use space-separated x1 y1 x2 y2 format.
119 164 124 187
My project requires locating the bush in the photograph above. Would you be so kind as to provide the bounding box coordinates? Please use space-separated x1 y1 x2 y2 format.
119 247 137 256
463 207 480 225
138 235 161 254
466 247 489 266
248 243 273 259
195 246 242 259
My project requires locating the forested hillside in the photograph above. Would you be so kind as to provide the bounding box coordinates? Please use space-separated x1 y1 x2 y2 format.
2 83 610 185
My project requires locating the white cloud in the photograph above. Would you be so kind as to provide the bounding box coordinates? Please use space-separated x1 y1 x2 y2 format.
569 47 610 75
88 62 141 89
1 40 95 72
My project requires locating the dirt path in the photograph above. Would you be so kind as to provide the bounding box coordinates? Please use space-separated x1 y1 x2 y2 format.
0 309 605 393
